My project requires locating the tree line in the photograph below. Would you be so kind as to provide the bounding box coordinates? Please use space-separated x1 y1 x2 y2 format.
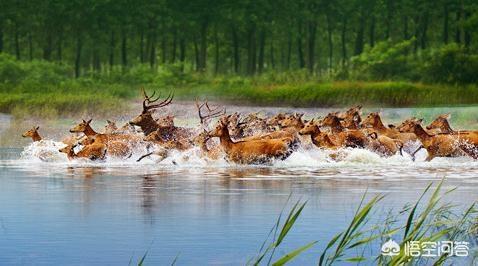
0 0 477 77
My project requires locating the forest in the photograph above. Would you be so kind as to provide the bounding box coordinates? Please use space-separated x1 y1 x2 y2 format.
1 0 478 116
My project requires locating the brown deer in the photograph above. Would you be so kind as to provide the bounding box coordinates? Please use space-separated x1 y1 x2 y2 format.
298 119 341 150
129 89 174 136
208 116 293 164
338 105 362 130
366 132 403 157
362 112 417 144
59 143 107 161
426 114 478 137
321 112 369 148
103 120 118 134
399 120 471 161
193 99 225 160
22 126 42 142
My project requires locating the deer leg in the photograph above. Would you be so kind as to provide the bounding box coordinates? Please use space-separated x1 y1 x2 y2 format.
137 152 154 162
410 145 424 161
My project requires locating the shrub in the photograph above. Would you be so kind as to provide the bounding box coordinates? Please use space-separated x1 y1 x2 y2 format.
421 44 478 84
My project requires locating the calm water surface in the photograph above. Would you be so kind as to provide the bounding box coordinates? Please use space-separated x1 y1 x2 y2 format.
1 107 478 265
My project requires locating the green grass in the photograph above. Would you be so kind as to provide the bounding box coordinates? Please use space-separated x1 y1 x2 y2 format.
2 53 478 118
4 79 478 118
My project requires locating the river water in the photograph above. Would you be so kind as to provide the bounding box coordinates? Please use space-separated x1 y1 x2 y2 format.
1 105 478 265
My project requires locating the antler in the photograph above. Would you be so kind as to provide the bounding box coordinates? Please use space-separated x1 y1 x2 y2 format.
196 98 225 128
141 88 174 113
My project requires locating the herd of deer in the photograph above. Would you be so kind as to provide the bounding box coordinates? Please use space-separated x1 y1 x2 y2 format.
21 89 478 164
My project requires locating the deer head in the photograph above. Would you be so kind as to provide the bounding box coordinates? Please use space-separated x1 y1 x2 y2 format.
70 119 93 134
130 88 174 128
299 118 321 135
22 126 41 141
426 114 451 130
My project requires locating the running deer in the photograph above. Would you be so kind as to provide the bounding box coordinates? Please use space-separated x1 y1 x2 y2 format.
399 119 471 161
193 99 225 160
338 105 362 130
129 89 174 136
298 119 341 150
208 116 293 164
362 112 417 144
320 112 369 148
22 126 42 142
59 143 107 161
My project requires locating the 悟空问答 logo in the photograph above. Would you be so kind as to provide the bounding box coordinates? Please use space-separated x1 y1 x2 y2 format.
381 239 400 256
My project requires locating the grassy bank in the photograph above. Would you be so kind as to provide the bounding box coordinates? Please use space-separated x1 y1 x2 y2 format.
3 79 478 118
2 54 478 118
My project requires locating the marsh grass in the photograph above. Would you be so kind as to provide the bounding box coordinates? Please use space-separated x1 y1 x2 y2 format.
248 179 477 266
132 179 476 265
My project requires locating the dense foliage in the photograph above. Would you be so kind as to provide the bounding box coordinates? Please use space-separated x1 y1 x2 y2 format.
0 0 477 83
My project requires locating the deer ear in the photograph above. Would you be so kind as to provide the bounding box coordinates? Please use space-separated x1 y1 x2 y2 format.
417 118 423 123
87 119 92 124
35 126 39 130
444 113 451 119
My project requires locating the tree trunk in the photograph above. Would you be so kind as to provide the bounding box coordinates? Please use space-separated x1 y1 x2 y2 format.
149 32 156 69
326 16 333 70
14 24 20 59
93 48 100 72
420 11 429 49
232 25 240 73
109 30 115 69
75 35 82 78
413 15 420 53
403 15 409 40
258 29 265 74
354 11 365 55
43 31 52 60
28 31 33 60
193 36 199 71
57 30 62 62
455 8 461 43
269 38 275 69
247 24 256 75
443 4 449 44
297 22 305 68
140 30 145 63
161 34 167 64
171 29 178 63
464 11 471 48
198 18 209 72
171 29 177 63
385 0 393 39
307 20 317 73
341 17 347 65
369 15 375 46
121 29 127 68
0 22 3 53
179 36 185 71
286 32 292 70
214 29 219 74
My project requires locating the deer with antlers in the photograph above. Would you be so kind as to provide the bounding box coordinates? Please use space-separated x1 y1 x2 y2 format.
193 99 225 160
129 89 174 136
